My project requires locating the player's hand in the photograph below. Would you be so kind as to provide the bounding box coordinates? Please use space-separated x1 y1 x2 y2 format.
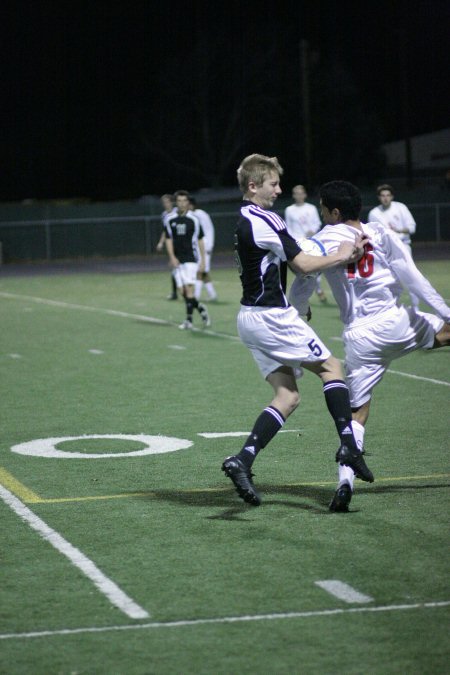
351 232 370 261
336 240 359 262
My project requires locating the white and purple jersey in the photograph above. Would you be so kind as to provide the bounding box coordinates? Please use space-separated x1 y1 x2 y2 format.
235 200 301 307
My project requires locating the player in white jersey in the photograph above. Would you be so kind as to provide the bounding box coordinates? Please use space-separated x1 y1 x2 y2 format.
156 194 179 300
368 183 418 307
289 180 450 512
189 197 218 302
285 185 327 303
220 155 374 507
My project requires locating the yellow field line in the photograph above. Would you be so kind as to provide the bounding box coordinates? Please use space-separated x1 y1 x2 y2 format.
0 466 448 504
0 467 42 503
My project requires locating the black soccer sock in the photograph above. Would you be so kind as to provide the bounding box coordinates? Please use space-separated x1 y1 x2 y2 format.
237 406 285 468
171 275 177 296
189 297 202 314
185 298 195 322
322 380 358 451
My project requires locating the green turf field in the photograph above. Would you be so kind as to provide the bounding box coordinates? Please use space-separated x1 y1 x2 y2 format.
0 260 449 674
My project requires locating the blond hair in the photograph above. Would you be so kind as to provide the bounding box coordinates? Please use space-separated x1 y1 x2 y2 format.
237 154 283 193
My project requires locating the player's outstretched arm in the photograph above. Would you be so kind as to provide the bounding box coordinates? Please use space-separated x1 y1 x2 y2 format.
290 233 369 276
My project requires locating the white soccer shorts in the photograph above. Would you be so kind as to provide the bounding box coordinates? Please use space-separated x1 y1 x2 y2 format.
237 305 331 379
174 262 198 288
343 305 443 408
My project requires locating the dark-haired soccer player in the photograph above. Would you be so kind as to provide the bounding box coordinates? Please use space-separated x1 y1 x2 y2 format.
221 154 374 506
165 190 211 330
290 180 450 512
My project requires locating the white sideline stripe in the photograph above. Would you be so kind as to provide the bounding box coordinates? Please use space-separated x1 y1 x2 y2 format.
1 292 447 384
315 580 373 604
0 292 240 341
0 601 448 640
198 430 302 438
337 358 449 387
0 484 149 620
386 369 450 386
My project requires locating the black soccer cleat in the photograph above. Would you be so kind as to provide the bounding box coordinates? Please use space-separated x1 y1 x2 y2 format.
221 456 261 506
329 482 352 512
335 444 374 483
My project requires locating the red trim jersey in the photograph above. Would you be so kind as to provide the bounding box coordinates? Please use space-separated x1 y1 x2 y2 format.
290 222 450 328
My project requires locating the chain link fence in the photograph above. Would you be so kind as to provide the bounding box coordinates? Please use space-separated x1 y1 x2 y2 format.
0 204 449 263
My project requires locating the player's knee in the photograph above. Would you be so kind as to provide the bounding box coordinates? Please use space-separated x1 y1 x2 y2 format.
323 355 344 379
434 322 450 347
285 389 300 414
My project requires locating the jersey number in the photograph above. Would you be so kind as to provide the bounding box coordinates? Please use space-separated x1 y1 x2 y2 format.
347 243 374 278
308 339 323 357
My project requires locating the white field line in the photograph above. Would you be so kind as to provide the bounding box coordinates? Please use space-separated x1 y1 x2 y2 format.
198 430 302 438
1 291 448 385
0 291 240 340
0 484 149 620
0 601 448 641
315 580 374 604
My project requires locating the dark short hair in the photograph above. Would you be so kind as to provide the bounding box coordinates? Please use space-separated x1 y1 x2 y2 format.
174 190 190 199
376 183 394 195
319 181 362 220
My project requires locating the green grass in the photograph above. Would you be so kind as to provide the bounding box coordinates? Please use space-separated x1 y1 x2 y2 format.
0 260 449 674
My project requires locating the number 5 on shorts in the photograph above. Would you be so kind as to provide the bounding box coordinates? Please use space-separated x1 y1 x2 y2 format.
308 339 323 356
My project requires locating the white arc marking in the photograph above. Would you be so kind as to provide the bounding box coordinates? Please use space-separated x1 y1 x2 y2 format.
315 580 373 604
0 484 149 619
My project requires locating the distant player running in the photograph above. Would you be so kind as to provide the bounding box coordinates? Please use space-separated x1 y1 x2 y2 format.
289 180 450 512
221 154 374 507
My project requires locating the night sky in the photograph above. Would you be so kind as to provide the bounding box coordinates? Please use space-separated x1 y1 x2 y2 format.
2 0 449 201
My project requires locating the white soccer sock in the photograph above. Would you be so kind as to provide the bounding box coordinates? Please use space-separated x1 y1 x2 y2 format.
351 420 366 453
338 463 355 490
194 280 203 300
206 281 217 299
337 420 366 491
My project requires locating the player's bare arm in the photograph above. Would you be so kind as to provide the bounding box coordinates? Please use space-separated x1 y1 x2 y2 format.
197 238 206 274
290 234 369 276
164 237 179 268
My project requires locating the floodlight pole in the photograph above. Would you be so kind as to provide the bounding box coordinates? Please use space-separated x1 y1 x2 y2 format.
300 39 313 190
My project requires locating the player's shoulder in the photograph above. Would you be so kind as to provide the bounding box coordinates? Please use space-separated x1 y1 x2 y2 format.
186 209 200 223
242 202 286 230
364 220 386 237
315 223 354 241
363 221 395 249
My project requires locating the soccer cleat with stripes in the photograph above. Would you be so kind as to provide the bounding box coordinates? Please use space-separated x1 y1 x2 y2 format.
179 320 193 330
335 444 374 483
329 481 352 512
221 456 261 506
